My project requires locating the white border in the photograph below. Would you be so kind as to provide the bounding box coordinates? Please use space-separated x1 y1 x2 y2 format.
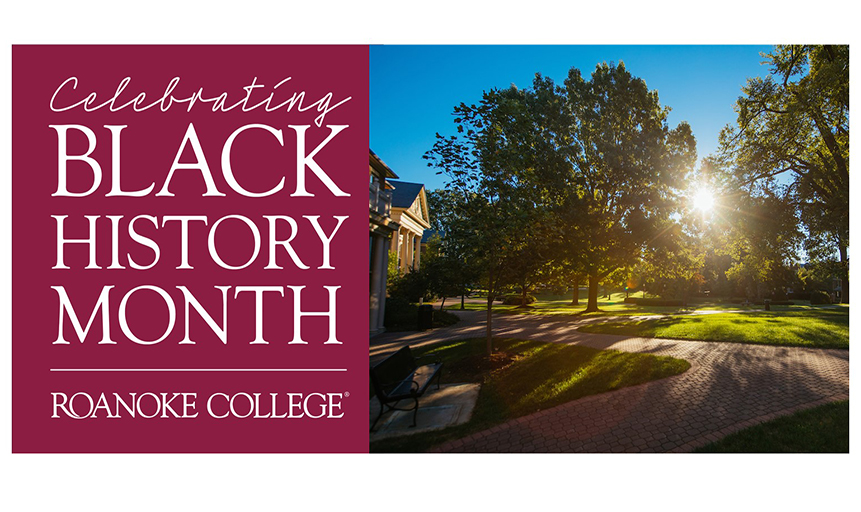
2 1 857 511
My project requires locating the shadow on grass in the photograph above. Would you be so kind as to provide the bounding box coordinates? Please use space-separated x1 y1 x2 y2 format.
695 400 849 453
370 337 690 453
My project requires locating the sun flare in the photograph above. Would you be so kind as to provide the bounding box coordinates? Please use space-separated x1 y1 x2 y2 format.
692 188 715 213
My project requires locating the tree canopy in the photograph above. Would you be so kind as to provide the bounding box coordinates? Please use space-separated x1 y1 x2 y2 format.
549 62 697 310
418 47 846 357
718 45 849 301
425 62 699 352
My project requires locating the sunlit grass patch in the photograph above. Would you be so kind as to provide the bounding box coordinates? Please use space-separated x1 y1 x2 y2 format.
578 308 849 349
443 293 796 317
447 292 845 318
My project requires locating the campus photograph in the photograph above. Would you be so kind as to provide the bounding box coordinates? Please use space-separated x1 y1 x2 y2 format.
368 45 849 453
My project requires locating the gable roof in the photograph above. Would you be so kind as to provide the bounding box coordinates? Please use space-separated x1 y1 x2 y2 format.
369 149 399 179
389 181 425 208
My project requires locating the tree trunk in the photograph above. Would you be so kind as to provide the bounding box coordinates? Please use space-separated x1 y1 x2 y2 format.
439 297 446 311
520 285 528 307
486 294 493 354
839 243 849 304
460 293 465 310
571 280 579 305
486 266 494 355
585 274 600 312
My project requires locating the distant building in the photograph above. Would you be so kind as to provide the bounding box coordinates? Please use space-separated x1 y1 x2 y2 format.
369 150 399 336
388 180 431 273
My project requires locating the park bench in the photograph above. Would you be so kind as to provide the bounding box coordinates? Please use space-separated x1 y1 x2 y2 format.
369 346 443 432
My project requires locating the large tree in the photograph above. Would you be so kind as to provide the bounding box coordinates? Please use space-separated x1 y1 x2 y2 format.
718 45 849 302
427 62 697 349
425 86 545 354
547 62 698 311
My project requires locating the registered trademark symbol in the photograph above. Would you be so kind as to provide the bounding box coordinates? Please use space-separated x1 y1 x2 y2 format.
344 391 350 397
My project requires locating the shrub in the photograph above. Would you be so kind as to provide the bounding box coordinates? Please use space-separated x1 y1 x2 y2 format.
788 292 812 300
433 309 461 328
502 294 536 306
810 290 833 305
383 297 460 331
383 297 414 328
387 270 433 303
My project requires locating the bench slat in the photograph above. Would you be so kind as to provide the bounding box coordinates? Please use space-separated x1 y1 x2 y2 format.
384 363 442 400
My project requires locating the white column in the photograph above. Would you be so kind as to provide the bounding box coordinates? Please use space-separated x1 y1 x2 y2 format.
376 243 390 332
369 234 385 334
415 232 422 269
400 230 408 272
408 232 415 270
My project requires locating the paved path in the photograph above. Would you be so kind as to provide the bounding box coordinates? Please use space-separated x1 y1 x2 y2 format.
370 311 849 452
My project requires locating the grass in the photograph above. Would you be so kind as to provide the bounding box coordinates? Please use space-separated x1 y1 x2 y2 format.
696 400 849 453
577 306 849 349
370 336 690 453
446 292 767 317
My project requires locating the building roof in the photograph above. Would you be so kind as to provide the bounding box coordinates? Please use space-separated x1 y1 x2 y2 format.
369 149 399 179
389 180 425 208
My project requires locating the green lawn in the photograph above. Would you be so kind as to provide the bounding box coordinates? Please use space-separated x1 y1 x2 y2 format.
696 400 849 453
577 306 849 349
370 336 690 453
446 292 768 317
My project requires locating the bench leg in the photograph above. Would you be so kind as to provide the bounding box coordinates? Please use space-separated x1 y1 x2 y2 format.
410 397 419 427
370 402 386 432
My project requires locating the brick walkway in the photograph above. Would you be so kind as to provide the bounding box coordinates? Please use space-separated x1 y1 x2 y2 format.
370 311 849 452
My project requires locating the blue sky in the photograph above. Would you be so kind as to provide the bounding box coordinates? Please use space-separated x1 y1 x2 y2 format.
370 45 774 190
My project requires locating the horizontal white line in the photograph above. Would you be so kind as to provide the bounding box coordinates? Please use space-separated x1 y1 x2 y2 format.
49 368 347 372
